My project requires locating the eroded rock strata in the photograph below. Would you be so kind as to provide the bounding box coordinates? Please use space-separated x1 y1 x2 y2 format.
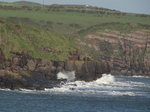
0 51 110 90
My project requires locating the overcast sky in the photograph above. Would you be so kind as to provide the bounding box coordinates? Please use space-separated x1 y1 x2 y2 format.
1 0 150 14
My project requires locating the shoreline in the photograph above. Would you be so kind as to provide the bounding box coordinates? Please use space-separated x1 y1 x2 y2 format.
0 71 150 91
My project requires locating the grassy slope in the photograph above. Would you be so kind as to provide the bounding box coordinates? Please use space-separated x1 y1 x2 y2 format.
0 1 150 60
0 19 76 61
0 3 149 38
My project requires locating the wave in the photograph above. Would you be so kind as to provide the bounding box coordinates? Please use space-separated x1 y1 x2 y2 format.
1 73 150 97
57 71 75 81
71 74 115 89
44 74 126 95
132 75 150 78
95 74 115 84
0 88 11 91
108 91 135 96
44 73 150 97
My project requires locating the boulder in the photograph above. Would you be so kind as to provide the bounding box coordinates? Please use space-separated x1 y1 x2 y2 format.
27 59 37 71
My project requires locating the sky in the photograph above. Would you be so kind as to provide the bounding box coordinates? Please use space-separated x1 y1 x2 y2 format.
1 0 150 14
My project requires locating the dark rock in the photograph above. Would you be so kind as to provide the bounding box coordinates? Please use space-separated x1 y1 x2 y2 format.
0 71 29 90
0 48 6 68
35 60 53 72
76 61 110 81
68 50 81 61
10 51 33 71
0 50 111 90
64 61 76 71
53 61 65 73
35 86 45 90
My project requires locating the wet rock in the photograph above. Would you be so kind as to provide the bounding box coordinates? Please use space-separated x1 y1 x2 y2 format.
0 70 29 90
0 50 111 90
76 61 110 81
53 61 65 72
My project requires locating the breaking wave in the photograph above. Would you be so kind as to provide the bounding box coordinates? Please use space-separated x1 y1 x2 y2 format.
44 73 150 97
1 73 150 97
57 71 75 81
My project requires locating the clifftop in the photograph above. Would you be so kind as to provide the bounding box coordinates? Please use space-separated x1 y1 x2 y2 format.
0 1 150 75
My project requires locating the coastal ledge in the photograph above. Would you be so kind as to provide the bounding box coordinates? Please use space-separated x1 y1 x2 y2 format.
1 50 149 90
0 51 110 90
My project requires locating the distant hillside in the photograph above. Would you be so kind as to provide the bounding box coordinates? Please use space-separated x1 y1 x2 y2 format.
0 1 150 35
13 1 41 6
0 1 150 71
0 1 41 7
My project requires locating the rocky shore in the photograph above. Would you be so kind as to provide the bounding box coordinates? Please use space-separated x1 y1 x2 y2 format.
0 47 150 90
0 50 110 90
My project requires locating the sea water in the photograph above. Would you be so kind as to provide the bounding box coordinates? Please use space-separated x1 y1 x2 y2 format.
0 74 150 112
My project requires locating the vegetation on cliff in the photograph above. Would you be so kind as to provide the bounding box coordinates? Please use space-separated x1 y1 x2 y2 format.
0 18 76 61
0 1 150 82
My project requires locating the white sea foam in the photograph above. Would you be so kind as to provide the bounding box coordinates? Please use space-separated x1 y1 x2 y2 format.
45 74 117 95
57 71 75 81
132 75 150 78
109 91 135 96
0 88 11 91
19 89 37 93
1 73 149 97
95 74 115 84
44 73 150 97
73 74 115 88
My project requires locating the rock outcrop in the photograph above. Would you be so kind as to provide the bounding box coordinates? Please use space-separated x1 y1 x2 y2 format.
0 70 29 90
76 61 110 81
0 48 6 69
0 51 111 90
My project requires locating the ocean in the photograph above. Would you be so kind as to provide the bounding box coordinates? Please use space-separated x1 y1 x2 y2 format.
0 74 150 112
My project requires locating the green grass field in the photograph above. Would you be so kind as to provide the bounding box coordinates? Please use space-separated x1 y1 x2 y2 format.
0 1 150 61
0 9 150 26
0 2 150 36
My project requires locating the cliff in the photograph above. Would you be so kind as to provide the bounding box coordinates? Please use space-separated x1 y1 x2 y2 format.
0 51 110 90
0 2 150 90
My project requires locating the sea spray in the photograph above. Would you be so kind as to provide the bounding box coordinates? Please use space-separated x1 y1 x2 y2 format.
95 74 115 84
1 76 150 112
57 71 75 81
46 74 139 96
55 74 115 92
5 74 149 97
57 73 115 88
74 74 115 88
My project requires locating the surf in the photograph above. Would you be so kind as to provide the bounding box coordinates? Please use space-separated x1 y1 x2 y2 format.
1 72 150 97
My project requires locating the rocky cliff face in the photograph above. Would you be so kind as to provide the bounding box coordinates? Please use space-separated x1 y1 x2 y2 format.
0 51 110 90
76 29 150 76
0 48 6 69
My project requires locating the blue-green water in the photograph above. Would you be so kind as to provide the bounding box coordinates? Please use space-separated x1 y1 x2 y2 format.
0 75 150 112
